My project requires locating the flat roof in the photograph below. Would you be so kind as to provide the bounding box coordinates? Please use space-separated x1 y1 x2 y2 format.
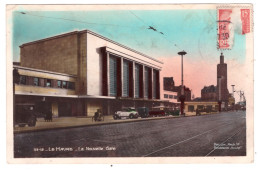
20 29 163 64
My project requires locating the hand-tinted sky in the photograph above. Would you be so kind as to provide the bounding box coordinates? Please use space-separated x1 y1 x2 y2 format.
11 9 246 100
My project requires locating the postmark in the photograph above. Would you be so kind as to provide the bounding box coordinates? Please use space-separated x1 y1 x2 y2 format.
217 9 232 49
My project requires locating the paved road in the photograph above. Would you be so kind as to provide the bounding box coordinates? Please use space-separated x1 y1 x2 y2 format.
14 111 246 157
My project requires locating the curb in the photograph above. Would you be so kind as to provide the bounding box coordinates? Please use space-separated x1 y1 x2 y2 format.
14 115 181 134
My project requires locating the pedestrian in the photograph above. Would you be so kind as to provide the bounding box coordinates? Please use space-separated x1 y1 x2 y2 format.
94 109 102 121
45 109 53 122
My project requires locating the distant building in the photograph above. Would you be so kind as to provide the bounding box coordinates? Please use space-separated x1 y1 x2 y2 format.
163 77 191 103
201 85 217 101
161 77 178 108
163 77 175 91
184 101 219 116
199 53 230 109
228 93 235 107
174 85 191 102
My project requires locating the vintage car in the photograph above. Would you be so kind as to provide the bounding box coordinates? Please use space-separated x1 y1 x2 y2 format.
15 104 37 127
164 107 180 116
136 107 149 118
113 107 139 120
149 106 166 117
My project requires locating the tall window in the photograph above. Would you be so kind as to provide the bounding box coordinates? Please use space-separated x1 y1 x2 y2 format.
153 70 157 99
144 67 149 99
46 79 51 87
68 82 75 90
57 80 62 88
33 77 39 86
109 56 117 96
123 60 129 97
62 81 67 89
134 64 140 98
19 75 26 85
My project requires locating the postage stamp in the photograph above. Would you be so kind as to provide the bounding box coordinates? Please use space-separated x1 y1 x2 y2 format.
6 4 254 164
217 5 252 49
240 9 251 34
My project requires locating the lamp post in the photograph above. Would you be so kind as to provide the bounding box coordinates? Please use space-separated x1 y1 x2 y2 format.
231 85 235 110
217 76 222 112
178 50 187 116
13 68 20 127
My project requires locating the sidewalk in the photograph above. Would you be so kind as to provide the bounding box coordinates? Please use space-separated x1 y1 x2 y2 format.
14 115 180 134
14 112 221 134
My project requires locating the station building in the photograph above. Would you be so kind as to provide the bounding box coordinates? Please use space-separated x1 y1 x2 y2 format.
14 29 163 117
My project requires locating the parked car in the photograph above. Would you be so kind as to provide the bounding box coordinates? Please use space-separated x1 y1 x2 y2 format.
149 106 166 117
15 104 37 127
113 107 139 120
137 107 149 118
165 107 180 116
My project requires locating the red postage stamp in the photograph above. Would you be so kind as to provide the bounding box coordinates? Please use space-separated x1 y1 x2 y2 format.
218 9 232 49
241 9 251 34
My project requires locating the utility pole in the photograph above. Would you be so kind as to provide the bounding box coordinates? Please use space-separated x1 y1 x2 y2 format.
218 76 222 112
231 85 235 110
240 90 242 103
231 85 235 98
178 50 187 116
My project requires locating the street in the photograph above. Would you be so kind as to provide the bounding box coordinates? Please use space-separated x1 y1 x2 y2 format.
14 111 246 157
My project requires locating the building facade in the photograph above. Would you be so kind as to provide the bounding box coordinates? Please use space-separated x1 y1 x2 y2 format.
184 101 219 116
163 77 175 91
175 85 191 102
163 77 191 103
201 85 217 101
15 30 163 117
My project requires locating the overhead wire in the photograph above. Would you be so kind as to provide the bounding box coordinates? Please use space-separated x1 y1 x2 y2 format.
16 11 143 29
17 10 182 50
128 10 181 50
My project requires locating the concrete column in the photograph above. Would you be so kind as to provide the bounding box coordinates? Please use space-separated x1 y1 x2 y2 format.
157 70 160 99
107 52 110 96
116 57 123 97
130 61 135 98
149 68 153 99
101 47 110 96
140 65 145 98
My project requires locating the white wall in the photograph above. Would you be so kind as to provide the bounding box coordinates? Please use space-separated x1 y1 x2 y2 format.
86 31 163 96
161 90 178 103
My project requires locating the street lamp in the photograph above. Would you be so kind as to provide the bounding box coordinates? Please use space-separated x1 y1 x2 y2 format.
178 50 187 116
231 85 235 110
217 76 223 112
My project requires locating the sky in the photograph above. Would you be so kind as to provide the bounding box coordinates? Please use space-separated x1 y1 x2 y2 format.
11 9 247 101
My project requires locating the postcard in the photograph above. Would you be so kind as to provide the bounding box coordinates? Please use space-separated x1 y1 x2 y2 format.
6 4 254 163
